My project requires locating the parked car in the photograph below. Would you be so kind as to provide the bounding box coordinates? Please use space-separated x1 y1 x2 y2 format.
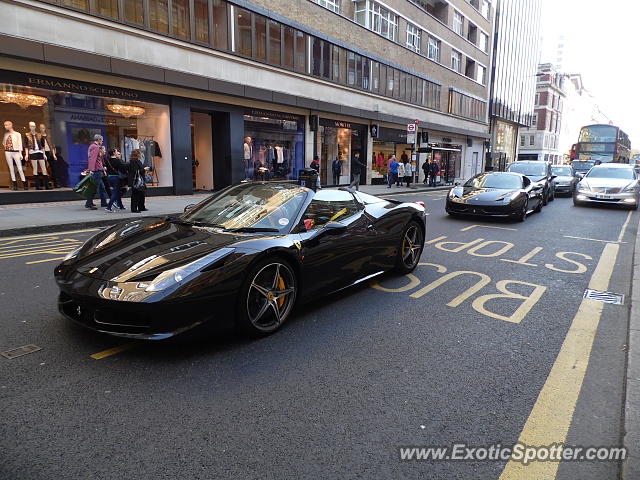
574 163 640 210
506 160 556 205
55 183 427 339
551 165 577 195
446 172 544 222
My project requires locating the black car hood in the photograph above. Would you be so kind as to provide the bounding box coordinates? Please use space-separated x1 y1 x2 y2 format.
525 175 547 182
72 218 244 280
455 187 518 203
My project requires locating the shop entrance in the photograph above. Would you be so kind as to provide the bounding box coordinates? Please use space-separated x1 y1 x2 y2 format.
191 112 214 191
318 119 366 186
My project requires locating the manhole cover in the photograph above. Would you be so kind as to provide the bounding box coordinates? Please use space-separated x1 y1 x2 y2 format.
1 344 42 359
583 289 625 305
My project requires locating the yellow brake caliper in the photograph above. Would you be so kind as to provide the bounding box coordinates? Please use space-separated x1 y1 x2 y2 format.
277 275 286 308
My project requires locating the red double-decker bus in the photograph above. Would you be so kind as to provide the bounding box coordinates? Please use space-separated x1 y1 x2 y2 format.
571 124 631 171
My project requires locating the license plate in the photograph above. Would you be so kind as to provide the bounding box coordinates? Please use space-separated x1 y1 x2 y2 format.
595 194 612 199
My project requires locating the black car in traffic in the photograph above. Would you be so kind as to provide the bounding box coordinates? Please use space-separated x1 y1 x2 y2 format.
55 183 426 339
506 161 556 205
446 172 544 221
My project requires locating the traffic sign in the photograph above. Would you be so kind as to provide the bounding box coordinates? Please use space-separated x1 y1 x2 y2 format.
407 123 417 133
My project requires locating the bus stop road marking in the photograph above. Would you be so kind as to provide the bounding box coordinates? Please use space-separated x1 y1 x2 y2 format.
90 343 137 360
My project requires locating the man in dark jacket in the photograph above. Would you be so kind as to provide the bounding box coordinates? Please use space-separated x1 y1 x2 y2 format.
332 156 342 185
349 152 367 191
429 160 440 187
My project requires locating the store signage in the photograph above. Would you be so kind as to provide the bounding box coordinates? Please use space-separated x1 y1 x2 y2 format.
245 108 303 123
319 118 367 130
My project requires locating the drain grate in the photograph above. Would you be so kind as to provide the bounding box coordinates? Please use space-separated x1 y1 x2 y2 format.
1 344 42 360
583 289 625 305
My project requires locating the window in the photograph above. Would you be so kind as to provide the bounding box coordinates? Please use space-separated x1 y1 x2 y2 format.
453 11 464 36
448 90 486 121
63 0 88 10
530 135 535 146
424 81 441 110
234 8 252 57
520 135 525 147
427 36 440 62
534 93 539 106
481 0 490 18
532 113 538 127
451 50 461 72
194 0 209 44
467 23 477 44
149 0 169 34
295 30 307 73
268 20 281 65
479 32 489 52
124 0 144 25
302 190 359 230
95 0 118 18
465 58 475 79
283 27 295 69
313 0 340 13
476 65 486 85
312 38 331 79
212 0 228 49
354 1 398 41
171 0 190 39
406 24 421 53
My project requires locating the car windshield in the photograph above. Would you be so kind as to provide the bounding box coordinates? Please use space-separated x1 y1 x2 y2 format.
585 167 635 180
464 174 522 190
182 183 308 233
507 163 546 176
552 166 572 176
572 161 595 171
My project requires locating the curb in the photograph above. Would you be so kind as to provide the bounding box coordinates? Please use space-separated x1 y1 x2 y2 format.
623 216 640 479
0 212 179 238
376 186 451 196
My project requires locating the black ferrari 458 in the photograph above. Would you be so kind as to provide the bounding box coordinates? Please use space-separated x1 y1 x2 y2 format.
55 183 426 339
445 172 544 221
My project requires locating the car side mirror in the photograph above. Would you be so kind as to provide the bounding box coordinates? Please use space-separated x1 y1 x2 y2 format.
184 203 196 213
454 182 460 186
575 173 584 179
323 221 347 235
550 175 557 180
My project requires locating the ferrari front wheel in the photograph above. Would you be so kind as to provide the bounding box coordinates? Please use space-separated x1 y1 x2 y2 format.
395 221 424 274
237 258 297 337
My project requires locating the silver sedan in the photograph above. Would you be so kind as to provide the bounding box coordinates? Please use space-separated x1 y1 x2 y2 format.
573 164 640 210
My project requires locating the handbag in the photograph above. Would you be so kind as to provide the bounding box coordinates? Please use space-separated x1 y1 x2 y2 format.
132 170 146 191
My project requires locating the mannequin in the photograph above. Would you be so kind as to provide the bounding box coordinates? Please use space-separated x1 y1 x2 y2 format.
24 121 51 190
243 136 253 181
3 121 27 190
39 123 58 188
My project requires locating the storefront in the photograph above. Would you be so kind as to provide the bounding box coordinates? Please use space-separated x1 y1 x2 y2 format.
372 127 413 184
317 118 367 185
243 109 305 182
431 143 462 185
0 71 172 193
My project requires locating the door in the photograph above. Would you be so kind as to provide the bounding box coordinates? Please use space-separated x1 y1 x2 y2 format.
298 189 373 295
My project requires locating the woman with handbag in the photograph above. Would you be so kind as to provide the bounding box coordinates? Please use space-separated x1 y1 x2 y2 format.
105 148 127 212
128 149 147 213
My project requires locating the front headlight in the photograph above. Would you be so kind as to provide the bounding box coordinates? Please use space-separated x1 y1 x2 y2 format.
144 247 235 292
63 247 82 261
448 189 456 199
577 183 590 193
622 184 638 193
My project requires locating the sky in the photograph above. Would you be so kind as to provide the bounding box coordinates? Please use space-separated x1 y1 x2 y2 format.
539 0 640 147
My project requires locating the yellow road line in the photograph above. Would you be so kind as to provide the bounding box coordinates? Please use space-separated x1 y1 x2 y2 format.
25 256 67 265
563 235 623 244
0 239 82 252
617 210 633 243
0 247 76 260
499 242 619 480
90 343 137 360
0 228 101 242
461 224 518 232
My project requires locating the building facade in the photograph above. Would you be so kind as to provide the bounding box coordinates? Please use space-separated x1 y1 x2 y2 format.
486 0 541 170
518 63 565 164
0 0 494 202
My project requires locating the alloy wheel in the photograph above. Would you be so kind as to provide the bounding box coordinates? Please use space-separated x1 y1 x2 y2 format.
401 224 423 269
246 262 296 332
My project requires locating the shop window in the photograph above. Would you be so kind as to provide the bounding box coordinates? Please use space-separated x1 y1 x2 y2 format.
254 15 267 61
95 0 118 18
234 8 252 57
268 20 282 65
295 31 307 73
172 0 191 40
124 0 144 25
0 82 173 191
62 0 88 11
283 27 295 69
194 0 209 44
149 0 169 34
243 113 305 182
212 0 228 49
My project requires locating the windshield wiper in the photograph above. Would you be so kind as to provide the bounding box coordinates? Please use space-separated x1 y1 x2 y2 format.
225 227 280 233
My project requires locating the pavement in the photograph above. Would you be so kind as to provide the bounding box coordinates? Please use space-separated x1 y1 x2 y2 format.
0 183 449 237
0 190 636 479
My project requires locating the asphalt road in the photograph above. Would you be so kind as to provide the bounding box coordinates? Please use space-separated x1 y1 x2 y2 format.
0 191 636 480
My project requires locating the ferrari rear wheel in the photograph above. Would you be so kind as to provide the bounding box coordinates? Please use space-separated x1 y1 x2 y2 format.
395 221 424 274
237 258 297 336
518 199 528 222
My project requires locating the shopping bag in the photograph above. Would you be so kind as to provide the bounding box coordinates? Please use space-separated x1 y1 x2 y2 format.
73 174 97 199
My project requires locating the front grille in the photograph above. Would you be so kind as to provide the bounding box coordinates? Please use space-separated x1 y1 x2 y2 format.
591 187 622 194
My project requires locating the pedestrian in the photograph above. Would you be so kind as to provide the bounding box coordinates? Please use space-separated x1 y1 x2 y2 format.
104 148 127 212
397 160 405 187
310 154 321 189
332 155 342 185
429 159 440 187
404 160 413 187
422 159 430 185
85 134 107 210
349 151 366 190
128 149 147 213
388 155 399 188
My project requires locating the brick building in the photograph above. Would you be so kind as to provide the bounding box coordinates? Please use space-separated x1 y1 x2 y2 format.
0 0 494 201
